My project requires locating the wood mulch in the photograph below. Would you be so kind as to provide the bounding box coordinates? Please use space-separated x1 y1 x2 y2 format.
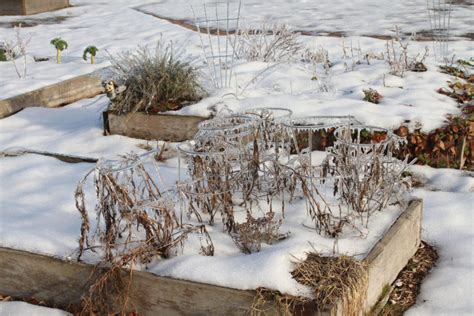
380 241 439 315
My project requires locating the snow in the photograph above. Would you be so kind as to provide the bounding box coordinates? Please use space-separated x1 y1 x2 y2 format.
0 0 473 314
0 96 149 158
0 95 472 310
1 1 473 132
408 188 474 315
0 124 404 297
137 0 473 39
0 302 70 316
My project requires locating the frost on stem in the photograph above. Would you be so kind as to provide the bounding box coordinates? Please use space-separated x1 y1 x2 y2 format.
385 27 428 77
2 23 32 78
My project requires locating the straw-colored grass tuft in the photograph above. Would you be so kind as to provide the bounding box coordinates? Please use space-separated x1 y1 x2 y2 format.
291 253 368 315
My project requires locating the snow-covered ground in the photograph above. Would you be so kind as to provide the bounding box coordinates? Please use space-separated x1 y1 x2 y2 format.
0 0 473 315
137 0 474 39
407 166 474 316
0 302 70 316
1 1 473 131
0 94 473 314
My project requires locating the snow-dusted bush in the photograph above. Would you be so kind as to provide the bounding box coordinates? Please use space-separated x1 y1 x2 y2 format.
233 22 303 62
2 24 32 78
301 46 331 66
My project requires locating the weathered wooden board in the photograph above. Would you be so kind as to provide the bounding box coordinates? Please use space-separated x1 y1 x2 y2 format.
364 199 423 309
0 200 422 315
0 0 69 15
105 111 209 142
0 74 103 119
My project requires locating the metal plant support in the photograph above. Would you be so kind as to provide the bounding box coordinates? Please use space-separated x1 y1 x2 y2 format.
192 0 242 89
243 107 293 195
325 125 415 225
283 115 358 168
177 114 262 231
75 150 214 262
426 0 453 61
177 109 295 233
76 109 415 250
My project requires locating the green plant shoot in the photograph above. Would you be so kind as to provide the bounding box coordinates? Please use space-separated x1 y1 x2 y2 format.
50 37 68 64
83 46 99 64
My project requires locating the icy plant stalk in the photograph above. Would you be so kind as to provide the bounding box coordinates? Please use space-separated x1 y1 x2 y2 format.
2 24 32 78
426 0 453 61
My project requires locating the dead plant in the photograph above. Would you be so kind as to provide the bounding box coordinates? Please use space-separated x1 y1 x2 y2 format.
385 27 429 77
2 23 32 78
250 288 309 316
75 151 214 314
341 37 364 72
234 22 303 62
231 211 287 254
327 126 412 222
286 163 351 238
75 152 214 262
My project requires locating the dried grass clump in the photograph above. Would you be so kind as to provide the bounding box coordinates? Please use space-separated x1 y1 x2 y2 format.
250 254 367 315
291 253 368 315
250 288 307 316
108 42 204 115
234 22 303 62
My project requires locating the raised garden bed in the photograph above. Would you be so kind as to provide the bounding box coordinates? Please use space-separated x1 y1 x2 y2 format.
0 199 422 315
0 74 103 119
103 111 209 142
0 0 69 16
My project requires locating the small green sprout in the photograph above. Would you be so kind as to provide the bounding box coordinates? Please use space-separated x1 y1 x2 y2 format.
50 37 68 64
83 45 99 64
0 48 7 62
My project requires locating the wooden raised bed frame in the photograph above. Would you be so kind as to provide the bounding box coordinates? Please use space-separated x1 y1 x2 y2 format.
0 200 422 315
104 111 209 142
0 74 103 119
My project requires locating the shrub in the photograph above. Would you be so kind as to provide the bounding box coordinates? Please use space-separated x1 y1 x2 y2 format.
108 42 204 114
363 88 383 104
234 22 303 62
2 24 31 77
